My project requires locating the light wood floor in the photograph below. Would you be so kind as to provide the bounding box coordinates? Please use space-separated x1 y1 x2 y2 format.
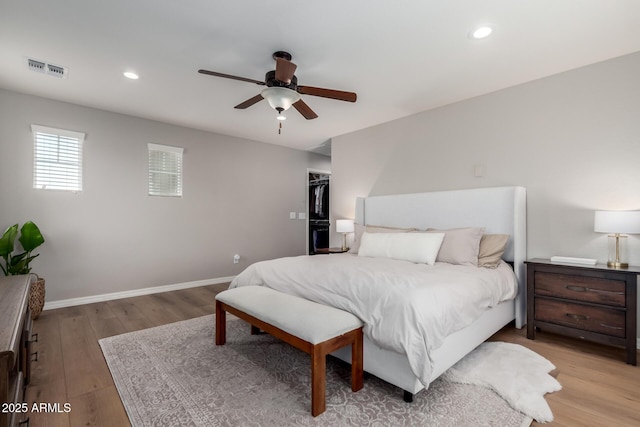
25 284 640 427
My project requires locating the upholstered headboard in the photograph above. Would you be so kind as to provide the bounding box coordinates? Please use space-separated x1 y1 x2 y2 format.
355 186 527 327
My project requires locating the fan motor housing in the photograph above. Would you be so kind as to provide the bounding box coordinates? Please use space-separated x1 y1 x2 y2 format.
265 70 297 90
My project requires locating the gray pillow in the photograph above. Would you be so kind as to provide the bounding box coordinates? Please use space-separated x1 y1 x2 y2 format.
425 227 485 266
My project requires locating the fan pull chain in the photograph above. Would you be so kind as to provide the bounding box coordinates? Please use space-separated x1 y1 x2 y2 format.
276 108 286 134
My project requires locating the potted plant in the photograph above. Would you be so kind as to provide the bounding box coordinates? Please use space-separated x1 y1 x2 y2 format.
0 221 46 318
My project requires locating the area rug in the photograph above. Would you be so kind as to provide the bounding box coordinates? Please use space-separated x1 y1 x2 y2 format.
100 315 534 426
442 341 561 423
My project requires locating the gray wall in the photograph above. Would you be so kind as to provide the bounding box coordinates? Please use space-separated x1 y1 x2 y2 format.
0 89 330 302
331 51 640 340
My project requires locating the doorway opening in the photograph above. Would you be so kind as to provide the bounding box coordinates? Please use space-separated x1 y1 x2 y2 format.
307 170 330 254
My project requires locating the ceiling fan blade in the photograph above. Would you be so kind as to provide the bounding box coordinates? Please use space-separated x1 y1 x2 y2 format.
293 99 318 120
198 69 265 85
234 94 264 109
275 57 297 84
297 86 357 103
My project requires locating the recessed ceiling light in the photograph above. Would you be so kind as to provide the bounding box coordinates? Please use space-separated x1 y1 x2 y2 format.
123 71 139 80
470 26 493 39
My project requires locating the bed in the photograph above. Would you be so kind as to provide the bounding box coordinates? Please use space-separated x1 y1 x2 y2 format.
230 186 527 400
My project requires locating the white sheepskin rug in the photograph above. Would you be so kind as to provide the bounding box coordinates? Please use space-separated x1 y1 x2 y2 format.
441 341 562 423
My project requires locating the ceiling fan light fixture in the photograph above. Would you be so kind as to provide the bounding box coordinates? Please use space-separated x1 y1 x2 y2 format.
199 50 355 121
261 87 300 111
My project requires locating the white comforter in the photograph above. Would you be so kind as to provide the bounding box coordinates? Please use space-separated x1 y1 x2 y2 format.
229 253 517 386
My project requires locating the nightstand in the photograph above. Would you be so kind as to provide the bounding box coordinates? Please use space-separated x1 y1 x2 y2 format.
526 258 638 365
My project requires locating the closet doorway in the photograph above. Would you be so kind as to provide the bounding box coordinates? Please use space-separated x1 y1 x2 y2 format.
307 169 330 254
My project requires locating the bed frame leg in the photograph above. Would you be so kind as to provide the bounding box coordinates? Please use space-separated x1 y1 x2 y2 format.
403 390 414 403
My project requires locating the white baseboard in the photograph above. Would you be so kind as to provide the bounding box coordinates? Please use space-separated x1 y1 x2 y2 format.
43 276 235 311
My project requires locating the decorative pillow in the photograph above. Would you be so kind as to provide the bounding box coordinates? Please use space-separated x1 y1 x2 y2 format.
349 224 414 254
478 234 510 268
357 232 445 265
425 227 485 266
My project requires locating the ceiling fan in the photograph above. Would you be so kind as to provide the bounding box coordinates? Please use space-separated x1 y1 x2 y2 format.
198 51 357 122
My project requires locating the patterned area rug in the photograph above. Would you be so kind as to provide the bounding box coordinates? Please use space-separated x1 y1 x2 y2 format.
100 315 533 426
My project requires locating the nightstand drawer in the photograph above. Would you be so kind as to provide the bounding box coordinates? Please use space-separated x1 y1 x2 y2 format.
534 272 625 307
535 298 626 338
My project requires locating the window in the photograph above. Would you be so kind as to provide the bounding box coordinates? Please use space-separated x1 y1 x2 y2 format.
148 143 183 197
31 124 85 192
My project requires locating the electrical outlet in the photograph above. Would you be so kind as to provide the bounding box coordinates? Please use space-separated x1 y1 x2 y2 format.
233 254 240 264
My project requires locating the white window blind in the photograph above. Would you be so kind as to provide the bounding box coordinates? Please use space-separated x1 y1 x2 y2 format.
148 143 183 197
31 124 85 192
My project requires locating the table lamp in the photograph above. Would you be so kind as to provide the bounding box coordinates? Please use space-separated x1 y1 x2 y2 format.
594 210 640 268
336 219 355 252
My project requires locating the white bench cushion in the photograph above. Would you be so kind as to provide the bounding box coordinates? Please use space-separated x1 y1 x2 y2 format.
216 286 363 344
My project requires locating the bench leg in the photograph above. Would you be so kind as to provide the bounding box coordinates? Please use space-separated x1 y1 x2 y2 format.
250 325 261 335
311 346 326 417
215 300 226 345
351 328 364 392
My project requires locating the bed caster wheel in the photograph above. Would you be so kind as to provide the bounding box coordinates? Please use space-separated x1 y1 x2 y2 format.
403 391 414 403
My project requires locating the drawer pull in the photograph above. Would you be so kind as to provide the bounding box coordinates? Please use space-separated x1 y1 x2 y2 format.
565 285 624 295
566 313 589 321
600 323 623 330
18 417 30 426
31 351 38 362
30 333 38 343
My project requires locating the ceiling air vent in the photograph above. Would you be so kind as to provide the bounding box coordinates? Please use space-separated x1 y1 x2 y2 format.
27 58 46 73
26 58 68 78
47 64 66 78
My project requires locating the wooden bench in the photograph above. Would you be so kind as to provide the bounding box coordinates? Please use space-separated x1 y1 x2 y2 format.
215 286 364 416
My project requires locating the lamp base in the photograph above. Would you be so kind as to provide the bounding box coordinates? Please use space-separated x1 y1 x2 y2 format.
607 261 629 269
606 234 629 269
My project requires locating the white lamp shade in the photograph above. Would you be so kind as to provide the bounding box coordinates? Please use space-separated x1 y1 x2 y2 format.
336 219 355 233
260 87 301 111
594 211 640 234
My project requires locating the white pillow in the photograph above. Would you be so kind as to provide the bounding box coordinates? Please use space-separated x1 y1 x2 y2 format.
349 224 414 254
357 232 445 265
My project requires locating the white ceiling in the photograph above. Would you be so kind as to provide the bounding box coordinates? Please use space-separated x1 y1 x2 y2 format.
2 1 640 155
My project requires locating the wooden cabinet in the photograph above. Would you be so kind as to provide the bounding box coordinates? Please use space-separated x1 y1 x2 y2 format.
0 275 35 427
526 259 638 365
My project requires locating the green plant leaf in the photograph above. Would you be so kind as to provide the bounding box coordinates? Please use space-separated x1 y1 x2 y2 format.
0 224 18 257
9 255 38 274
16 254 39 274
8 252 28 275
9 252 27 265
19 221 45 252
